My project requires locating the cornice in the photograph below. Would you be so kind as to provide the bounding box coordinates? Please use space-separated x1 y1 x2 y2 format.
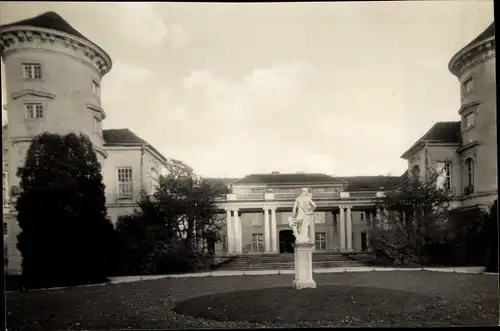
448 37 495 78
457 101 481 116
86 103 106 120
12 89 55 100
0 25 112 76
457 140 481 154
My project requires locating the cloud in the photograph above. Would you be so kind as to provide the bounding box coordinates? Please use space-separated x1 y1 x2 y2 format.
115 3 169 49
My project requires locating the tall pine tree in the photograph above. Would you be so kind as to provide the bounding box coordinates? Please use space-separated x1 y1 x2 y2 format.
16 133 117 288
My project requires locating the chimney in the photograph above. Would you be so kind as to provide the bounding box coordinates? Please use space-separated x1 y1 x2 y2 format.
271 171 280 175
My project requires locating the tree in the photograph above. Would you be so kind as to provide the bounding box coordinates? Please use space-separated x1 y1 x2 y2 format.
370 169 453 266
15 132 117 288
115 161 225 274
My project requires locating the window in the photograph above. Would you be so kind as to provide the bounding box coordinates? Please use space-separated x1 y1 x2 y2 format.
463 112 475 130
315 232 326 250
252 233 264 252
22 63 42 80
3 222 7 235
92 80 100 96
360 212 366 222
411 165 420 178
93 117 101 133
464 158 475 195
436 161 452 190
25 103 43 119
3 172 7 206
117 167 133 198
462 77 474 95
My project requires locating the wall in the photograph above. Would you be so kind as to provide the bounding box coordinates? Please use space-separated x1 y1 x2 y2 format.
102 147 142 224
459 56 497 201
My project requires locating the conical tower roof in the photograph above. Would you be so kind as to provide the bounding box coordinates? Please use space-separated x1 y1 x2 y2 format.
1 11 92 43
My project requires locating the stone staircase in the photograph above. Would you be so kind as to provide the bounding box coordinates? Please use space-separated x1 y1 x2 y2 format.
213 253 364 271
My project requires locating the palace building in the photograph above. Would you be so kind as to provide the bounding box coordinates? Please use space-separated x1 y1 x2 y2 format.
1 12 496 273
211 21 497 256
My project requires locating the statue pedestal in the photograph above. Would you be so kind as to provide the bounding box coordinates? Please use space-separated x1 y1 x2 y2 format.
292 242 316 290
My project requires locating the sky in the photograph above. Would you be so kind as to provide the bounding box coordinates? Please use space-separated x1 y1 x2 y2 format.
0 1 494 178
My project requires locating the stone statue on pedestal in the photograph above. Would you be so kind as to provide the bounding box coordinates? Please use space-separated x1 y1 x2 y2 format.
288 188 317 243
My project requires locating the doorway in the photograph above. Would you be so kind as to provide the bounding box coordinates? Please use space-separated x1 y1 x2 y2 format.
361 232 367 251
279 230 295 253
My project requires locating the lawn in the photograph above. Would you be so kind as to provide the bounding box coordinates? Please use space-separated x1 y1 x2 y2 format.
6 271 499 330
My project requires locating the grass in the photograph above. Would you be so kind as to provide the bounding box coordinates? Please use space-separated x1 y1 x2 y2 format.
6 271 499 330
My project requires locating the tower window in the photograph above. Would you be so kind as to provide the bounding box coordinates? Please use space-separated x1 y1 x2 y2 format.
92 80 100 96
462 76 474 95
25 103 44 119
22 63 42 80
93 117 101 133
463 112 475 129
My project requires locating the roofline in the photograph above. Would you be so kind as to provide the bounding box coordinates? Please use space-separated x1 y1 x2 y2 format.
232 181 346 187
144 144 168 163
0 24 113 75
103 142 167 163
448 34 495 77
401 140 426 159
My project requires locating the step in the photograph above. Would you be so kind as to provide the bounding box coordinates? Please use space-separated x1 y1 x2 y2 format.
216 261 363 271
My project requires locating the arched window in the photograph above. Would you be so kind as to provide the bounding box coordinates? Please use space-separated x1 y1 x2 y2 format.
411 165 420 178
465 158 475 195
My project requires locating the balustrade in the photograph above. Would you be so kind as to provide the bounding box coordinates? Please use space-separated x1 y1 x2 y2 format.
218 190 384 201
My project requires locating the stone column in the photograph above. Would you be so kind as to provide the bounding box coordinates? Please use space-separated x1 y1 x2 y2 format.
270 208 277 253
346 206 353 252
226 209 234 254
376 208 382 228
367 210 373 243
309 213 316 250
263 208 271 253
339 206 346 252
233 209 242 254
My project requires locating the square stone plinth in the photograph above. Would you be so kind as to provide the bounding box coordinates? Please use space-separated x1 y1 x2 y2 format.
292 242 316 290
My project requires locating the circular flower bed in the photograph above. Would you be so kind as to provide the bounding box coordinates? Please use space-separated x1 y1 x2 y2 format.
173 285 440 326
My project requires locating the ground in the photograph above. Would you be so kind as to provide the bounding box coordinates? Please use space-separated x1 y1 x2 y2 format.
6 271 499 330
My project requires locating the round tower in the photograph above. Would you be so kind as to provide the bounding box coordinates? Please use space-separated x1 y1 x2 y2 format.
0 12 112 274
448 22 496 207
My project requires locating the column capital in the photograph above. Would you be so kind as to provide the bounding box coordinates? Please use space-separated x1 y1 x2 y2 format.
232 208 239 211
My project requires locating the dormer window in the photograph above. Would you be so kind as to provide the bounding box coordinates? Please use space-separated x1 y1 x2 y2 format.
92 80 100 96
22 63 42 80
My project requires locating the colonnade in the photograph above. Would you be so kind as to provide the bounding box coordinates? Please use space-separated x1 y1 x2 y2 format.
224 205 385 255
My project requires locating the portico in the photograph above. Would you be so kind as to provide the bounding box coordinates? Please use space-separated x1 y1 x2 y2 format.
214 172 398 256
220 201 384 255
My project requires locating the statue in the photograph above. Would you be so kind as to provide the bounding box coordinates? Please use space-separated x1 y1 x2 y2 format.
288 188 317 243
